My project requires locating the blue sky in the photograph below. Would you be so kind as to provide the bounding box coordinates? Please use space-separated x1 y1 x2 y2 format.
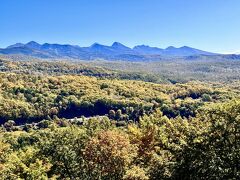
1 0 240 53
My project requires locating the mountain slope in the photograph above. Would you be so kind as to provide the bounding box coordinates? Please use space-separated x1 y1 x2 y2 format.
133 45 215 56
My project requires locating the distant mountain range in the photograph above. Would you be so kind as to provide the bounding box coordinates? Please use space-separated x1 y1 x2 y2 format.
0 41 225 61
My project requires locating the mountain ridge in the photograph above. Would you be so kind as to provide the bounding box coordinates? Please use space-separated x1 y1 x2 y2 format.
1 41 219 61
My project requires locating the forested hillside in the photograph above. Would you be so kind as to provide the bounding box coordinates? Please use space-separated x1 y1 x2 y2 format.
0 72 239 125
0 59 239 179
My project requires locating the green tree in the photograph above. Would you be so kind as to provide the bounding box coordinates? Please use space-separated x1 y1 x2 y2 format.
177 100 240 179
39 127 88 179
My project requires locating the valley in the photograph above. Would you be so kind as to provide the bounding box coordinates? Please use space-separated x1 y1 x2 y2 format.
0 56 239 179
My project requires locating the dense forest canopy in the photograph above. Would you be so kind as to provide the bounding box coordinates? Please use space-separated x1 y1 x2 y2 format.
0 57 239 179
0 72 239 125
